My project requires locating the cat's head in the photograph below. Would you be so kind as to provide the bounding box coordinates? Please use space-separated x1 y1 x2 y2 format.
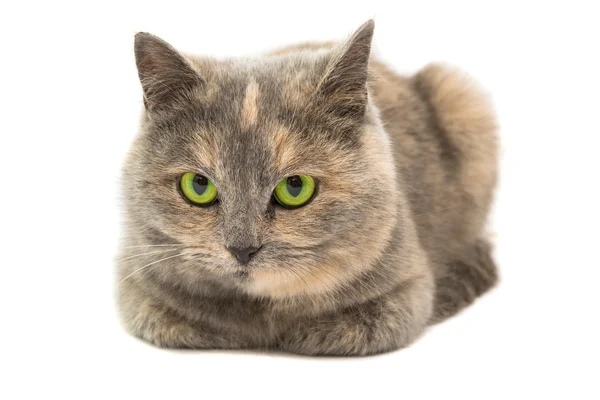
124 20 398 298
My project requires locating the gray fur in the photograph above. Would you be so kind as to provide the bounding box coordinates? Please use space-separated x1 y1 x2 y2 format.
117 20 498 355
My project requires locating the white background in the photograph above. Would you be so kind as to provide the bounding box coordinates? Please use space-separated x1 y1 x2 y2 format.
1 1 599 399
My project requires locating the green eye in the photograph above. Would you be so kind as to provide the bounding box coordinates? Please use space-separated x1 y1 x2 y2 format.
273 175 316 208
179 172 218 206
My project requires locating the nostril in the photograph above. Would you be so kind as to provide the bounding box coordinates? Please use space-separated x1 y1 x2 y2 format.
248 246 261 257
226 246 262 265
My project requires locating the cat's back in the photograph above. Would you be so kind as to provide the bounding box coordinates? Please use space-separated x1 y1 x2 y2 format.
370 59 498 262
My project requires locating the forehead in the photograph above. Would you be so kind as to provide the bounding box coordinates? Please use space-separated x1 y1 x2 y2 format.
189 54 328 125
149 53 359 181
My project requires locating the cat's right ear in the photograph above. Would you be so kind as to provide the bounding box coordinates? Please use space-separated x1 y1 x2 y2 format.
134 33 204 114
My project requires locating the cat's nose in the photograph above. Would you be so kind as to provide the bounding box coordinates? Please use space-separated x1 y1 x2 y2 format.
226 246 261 265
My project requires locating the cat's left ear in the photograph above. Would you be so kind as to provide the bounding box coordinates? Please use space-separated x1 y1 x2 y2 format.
134 33 204 114
317 20 375 118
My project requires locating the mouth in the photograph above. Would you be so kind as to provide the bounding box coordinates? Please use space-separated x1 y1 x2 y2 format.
233 269 250 279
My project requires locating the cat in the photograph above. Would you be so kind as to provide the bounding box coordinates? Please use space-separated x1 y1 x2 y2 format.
117 19 498 356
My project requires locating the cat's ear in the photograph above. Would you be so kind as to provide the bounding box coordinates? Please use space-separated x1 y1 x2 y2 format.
317 20 374 118
134 33 204 114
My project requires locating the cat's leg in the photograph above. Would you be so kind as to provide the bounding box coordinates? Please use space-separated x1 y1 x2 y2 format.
431 239 498 324
118 279 244 349
279 273 434 356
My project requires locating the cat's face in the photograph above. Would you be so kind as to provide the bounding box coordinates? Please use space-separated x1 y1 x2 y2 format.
125 22 398 298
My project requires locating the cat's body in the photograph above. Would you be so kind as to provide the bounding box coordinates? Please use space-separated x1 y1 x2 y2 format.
117 21 498 355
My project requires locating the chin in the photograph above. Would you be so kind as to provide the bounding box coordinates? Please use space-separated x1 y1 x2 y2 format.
233 259 339 299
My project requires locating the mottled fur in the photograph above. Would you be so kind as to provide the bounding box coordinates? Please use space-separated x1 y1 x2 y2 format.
117 20 498 355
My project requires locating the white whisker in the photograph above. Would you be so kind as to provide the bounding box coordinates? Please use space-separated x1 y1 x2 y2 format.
119 253 185 285
116 249 180 263
122 244 183 249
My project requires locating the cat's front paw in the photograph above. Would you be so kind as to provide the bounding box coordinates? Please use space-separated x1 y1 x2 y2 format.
118 279 217 349
279 323 382 356
126 299 209 349
279 297 425 356
140 317 202 349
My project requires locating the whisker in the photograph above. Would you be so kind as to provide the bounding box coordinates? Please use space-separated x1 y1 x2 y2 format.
121 244 184 249
116 248 181 263
119 253 185 285
284 265 313 290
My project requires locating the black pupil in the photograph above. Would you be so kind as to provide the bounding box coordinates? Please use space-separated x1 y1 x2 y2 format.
286 176 303 197
192 175 208 195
